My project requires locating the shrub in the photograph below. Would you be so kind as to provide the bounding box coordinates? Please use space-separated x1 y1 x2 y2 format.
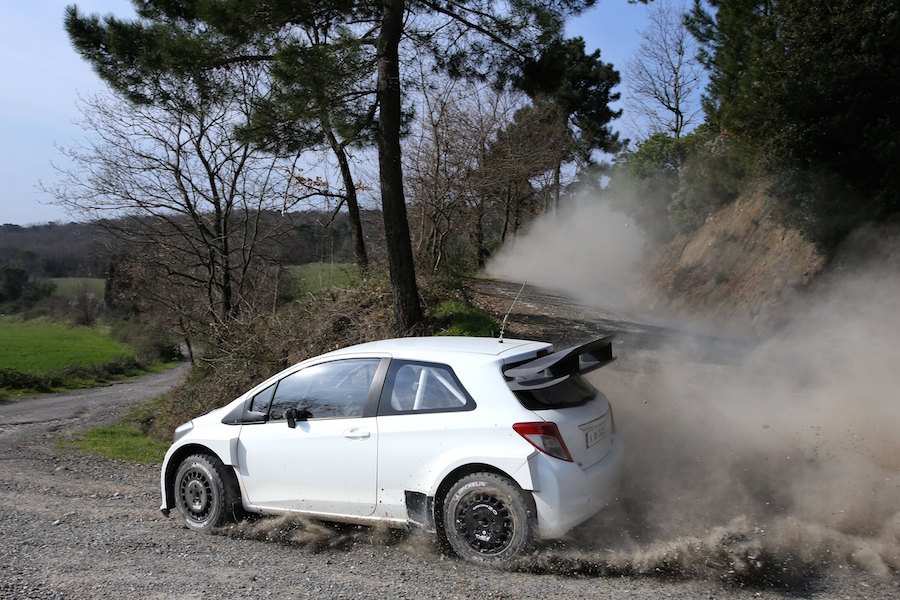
669 131 758 234
430 299 499 337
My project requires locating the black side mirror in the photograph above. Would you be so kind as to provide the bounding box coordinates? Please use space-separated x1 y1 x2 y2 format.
285 407 297 429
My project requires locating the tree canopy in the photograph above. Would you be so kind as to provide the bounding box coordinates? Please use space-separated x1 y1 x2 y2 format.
688 0 900 243
619 0 900 248
66 0 603 331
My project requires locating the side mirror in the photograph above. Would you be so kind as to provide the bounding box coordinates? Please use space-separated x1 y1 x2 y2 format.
285 408 297 429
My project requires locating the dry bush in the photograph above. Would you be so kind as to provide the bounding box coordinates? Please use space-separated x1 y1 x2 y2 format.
148 273 398 439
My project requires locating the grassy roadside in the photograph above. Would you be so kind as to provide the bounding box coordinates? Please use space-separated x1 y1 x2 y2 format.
284 262 361 296
66 397 171 464
430 299 499 337
0 316 132 373
0 316 142 398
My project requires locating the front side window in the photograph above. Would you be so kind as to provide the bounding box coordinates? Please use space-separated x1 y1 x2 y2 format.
268 358 380 420
249 382 276 415
380 361 474 415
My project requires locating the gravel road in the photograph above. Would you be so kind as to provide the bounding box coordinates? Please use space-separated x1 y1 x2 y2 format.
1 286 896 599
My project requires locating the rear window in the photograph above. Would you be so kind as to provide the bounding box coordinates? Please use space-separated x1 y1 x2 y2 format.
513 374 597 409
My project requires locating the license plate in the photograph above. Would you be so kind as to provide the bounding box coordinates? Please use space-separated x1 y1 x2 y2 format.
580 417 607 448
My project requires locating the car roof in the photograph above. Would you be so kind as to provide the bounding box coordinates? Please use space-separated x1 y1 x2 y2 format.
320 336 551 363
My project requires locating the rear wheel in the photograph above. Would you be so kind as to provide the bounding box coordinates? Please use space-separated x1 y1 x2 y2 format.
442 472 533 565
174 454 239 531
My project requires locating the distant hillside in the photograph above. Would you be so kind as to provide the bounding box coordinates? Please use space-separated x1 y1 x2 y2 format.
0 210 384 279
0 222 109 278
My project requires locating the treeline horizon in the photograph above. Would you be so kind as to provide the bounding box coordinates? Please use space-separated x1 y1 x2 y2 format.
0 209 384 280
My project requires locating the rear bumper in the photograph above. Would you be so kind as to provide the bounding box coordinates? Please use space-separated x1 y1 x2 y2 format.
531 433 624 539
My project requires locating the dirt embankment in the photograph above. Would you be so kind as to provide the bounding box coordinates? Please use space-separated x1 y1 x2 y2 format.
640 182 825 332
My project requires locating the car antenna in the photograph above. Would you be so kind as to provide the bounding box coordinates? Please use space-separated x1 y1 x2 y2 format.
498 281 527 343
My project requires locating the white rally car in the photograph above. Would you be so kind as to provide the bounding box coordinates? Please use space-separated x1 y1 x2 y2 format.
160 336 623 564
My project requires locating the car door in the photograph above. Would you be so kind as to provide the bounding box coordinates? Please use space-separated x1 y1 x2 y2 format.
236 358 384 517
375 360 480 518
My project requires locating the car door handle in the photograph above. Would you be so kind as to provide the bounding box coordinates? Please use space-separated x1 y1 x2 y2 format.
342 428 371 440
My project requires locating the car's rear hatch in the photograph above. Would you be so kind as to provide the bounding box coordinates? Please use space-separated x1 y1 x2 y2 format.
504 337 616 469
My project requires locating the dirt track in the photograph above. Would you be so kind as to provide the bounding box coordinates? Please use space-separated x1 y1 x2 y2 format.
0 285 896 599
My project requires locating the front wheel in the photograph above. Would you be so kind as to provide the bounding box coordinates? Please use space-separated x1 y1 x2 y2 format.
173 454 239 532
442 472 534 565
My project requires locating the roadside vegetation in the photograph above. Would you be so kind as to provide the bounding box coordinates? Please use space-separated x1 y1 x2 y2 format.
430 299 499 337
66 397 171 464
609 1 899 252
282 263 361 297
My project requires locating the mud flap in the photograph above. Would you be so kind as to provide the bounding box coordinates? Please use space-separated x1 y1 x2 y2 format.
405 491 436 532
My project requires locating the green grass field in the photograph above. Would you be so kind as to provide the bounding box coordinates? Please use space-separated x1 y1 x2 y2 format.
286 262 360 295
0 316 133 375
49 277 105 299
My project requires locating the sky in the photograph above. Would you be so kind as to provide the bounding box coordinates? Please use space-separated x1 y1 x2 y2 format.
0 0 655 226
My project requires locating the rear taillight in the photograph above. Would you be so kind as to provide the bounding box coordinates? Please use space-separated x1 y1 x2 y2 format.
513 422 573 462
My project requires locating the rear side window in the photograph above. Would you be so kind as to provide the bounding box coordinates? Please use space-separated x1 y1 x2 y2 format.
514 374 597 410
379 361 475 415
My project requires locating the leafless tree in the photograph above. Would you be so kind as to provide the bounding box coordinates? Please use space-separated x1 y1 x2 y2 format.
405 72 535 272
404 72 470 273
48 70 301 332
625 0 703 139
404 69 569 271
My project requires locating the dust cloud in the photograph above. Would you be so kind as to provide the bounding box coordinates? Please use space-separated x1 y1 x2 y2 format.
219 208 899 586
492 200 900 584
486 196 648 313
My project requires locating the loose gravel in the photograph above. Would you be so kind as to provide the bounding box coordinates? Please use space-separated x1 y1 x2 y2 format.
1 292 897 598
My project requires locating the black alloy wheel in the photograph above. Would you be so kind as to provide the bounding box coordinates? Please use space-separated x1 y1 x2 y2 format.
442 472 533 565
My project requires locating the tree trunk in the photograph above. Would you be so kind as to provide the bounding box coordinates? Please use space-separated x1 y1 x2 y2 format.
475 208 487 269
211 200 233 323
553 160 561 211
324 127 369 271
501 186 511 243
553 109 567 211
376 0 423 333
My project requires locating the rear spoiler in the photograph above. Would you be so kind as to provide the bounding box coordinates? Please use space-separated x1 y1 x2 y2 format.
504 336 616 391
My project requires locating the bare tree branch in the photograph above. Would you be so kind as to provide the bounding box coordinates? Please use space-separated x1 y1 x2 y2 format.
625 0 703 140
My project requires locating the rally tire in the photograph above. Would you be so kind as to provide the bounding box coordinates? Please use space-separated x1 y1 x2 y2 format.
173 453 239 532
442 472 534 565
